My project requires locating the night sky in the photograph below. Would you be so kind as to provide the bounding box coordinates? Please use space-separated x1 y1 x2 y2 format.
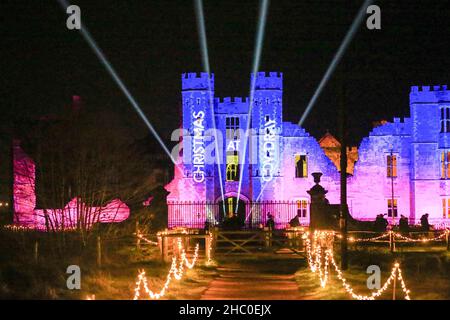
2 0 450 147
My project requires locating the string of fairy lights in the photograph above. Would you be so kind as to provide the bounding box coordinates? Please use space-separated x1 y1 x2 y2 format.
304 230 411 300
391 230 448 242
133 239 200 300
206 232 214 265
81 227 446 300
346 233 390 242
337 229 450 243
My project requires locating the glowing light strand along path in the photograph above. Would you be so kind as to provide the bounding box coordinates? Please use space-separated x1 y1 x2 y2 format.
393 231 448 242
304 231 411 300
298 0 373 126
57 0 179 171
194 0 226 210
133 243 200 300
345 230 449 243
236 0 270 213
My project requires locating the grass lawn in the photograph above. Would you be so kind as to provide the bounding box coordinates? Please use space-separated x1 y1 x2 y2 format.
78 245 218 300
0 231 218 300
1 229 448 300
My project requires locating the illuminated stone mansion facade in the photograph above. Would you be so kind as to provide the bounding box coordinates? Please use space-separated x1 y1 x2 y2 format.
165 72 450 229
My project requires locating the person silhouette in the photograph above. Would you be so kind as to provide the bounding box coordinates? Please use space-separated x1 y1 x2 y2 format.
420 213 430 232
266 213 275 230
399 215 409 234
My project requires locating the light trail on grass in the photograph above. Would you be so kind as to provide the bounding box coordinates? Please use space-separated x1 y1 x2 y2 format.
297 0 373 127
133 243 200 300
304 230 411 300
236 0 270 213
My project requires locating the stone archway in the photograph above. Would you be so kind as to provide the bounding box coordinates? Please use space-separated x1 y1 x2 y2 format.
216 193 250 228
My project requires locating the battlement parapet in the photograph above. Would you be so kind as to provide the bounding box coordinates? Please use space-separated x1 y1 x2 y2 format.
410 85 450 103
370 117 412 136
182 72 214 91
250 71 283 90
282 122 309 137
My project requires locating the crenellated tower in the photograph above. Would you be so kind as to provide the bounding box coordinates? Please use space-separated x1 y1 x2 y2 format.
181 72 215 200
250 72 284 201
409 85 450 222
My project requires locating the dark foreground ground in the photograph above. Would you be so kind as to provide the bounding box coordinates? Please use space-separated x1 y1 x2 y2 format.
0 230 449 300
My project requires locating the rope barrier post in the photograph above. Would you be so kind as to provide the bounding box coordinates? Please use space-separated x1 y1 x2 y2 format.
34 240 39 264
160 234 165 262
393 231 396 252
446 230 449 251
263 227 269 247
161 235 169 263
135 221 141 251
157 234 162 253
389 231 395 253
205 234 212 263
392 268 397 300
96 236 102 268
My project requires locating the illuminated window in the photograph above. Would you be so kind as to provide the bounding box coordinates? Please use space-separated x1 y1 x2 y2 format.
387 199 398 218
226 152 239 181
296 199 308 218
387 154 397 177
442 198 450 219
227 198 234 218
226 116 240 182
441 151 450 179
295 155 307 178
226 117 240 140
440 106 450 133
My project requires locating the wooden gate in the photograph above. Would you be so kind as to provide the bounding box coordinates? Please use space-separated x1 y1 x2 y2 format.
212 228 305 256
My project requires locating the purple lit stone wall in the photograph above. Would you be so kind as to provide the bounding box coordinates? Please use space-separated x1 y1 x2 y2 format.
12 141 129 230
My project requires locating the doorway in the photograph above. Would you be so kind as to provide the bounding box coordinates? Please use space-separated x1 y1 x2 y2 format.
218 197 247 228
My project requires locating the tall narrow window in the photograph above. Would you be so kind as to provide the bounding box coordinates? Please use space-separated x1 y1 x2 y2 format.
442 198 450 219
226 116 240 140
441 106 450 133
387 154 397 177
227 198 234 218
441 151 450 179
226 116 240 181
295 155 307 178
387 199 398 218
296 199 308 218
226 152 239 181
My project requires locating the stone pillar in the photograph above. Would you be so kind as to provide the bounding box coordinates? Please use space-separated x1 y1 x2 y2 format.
307 172 337 230
306 172 328 230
